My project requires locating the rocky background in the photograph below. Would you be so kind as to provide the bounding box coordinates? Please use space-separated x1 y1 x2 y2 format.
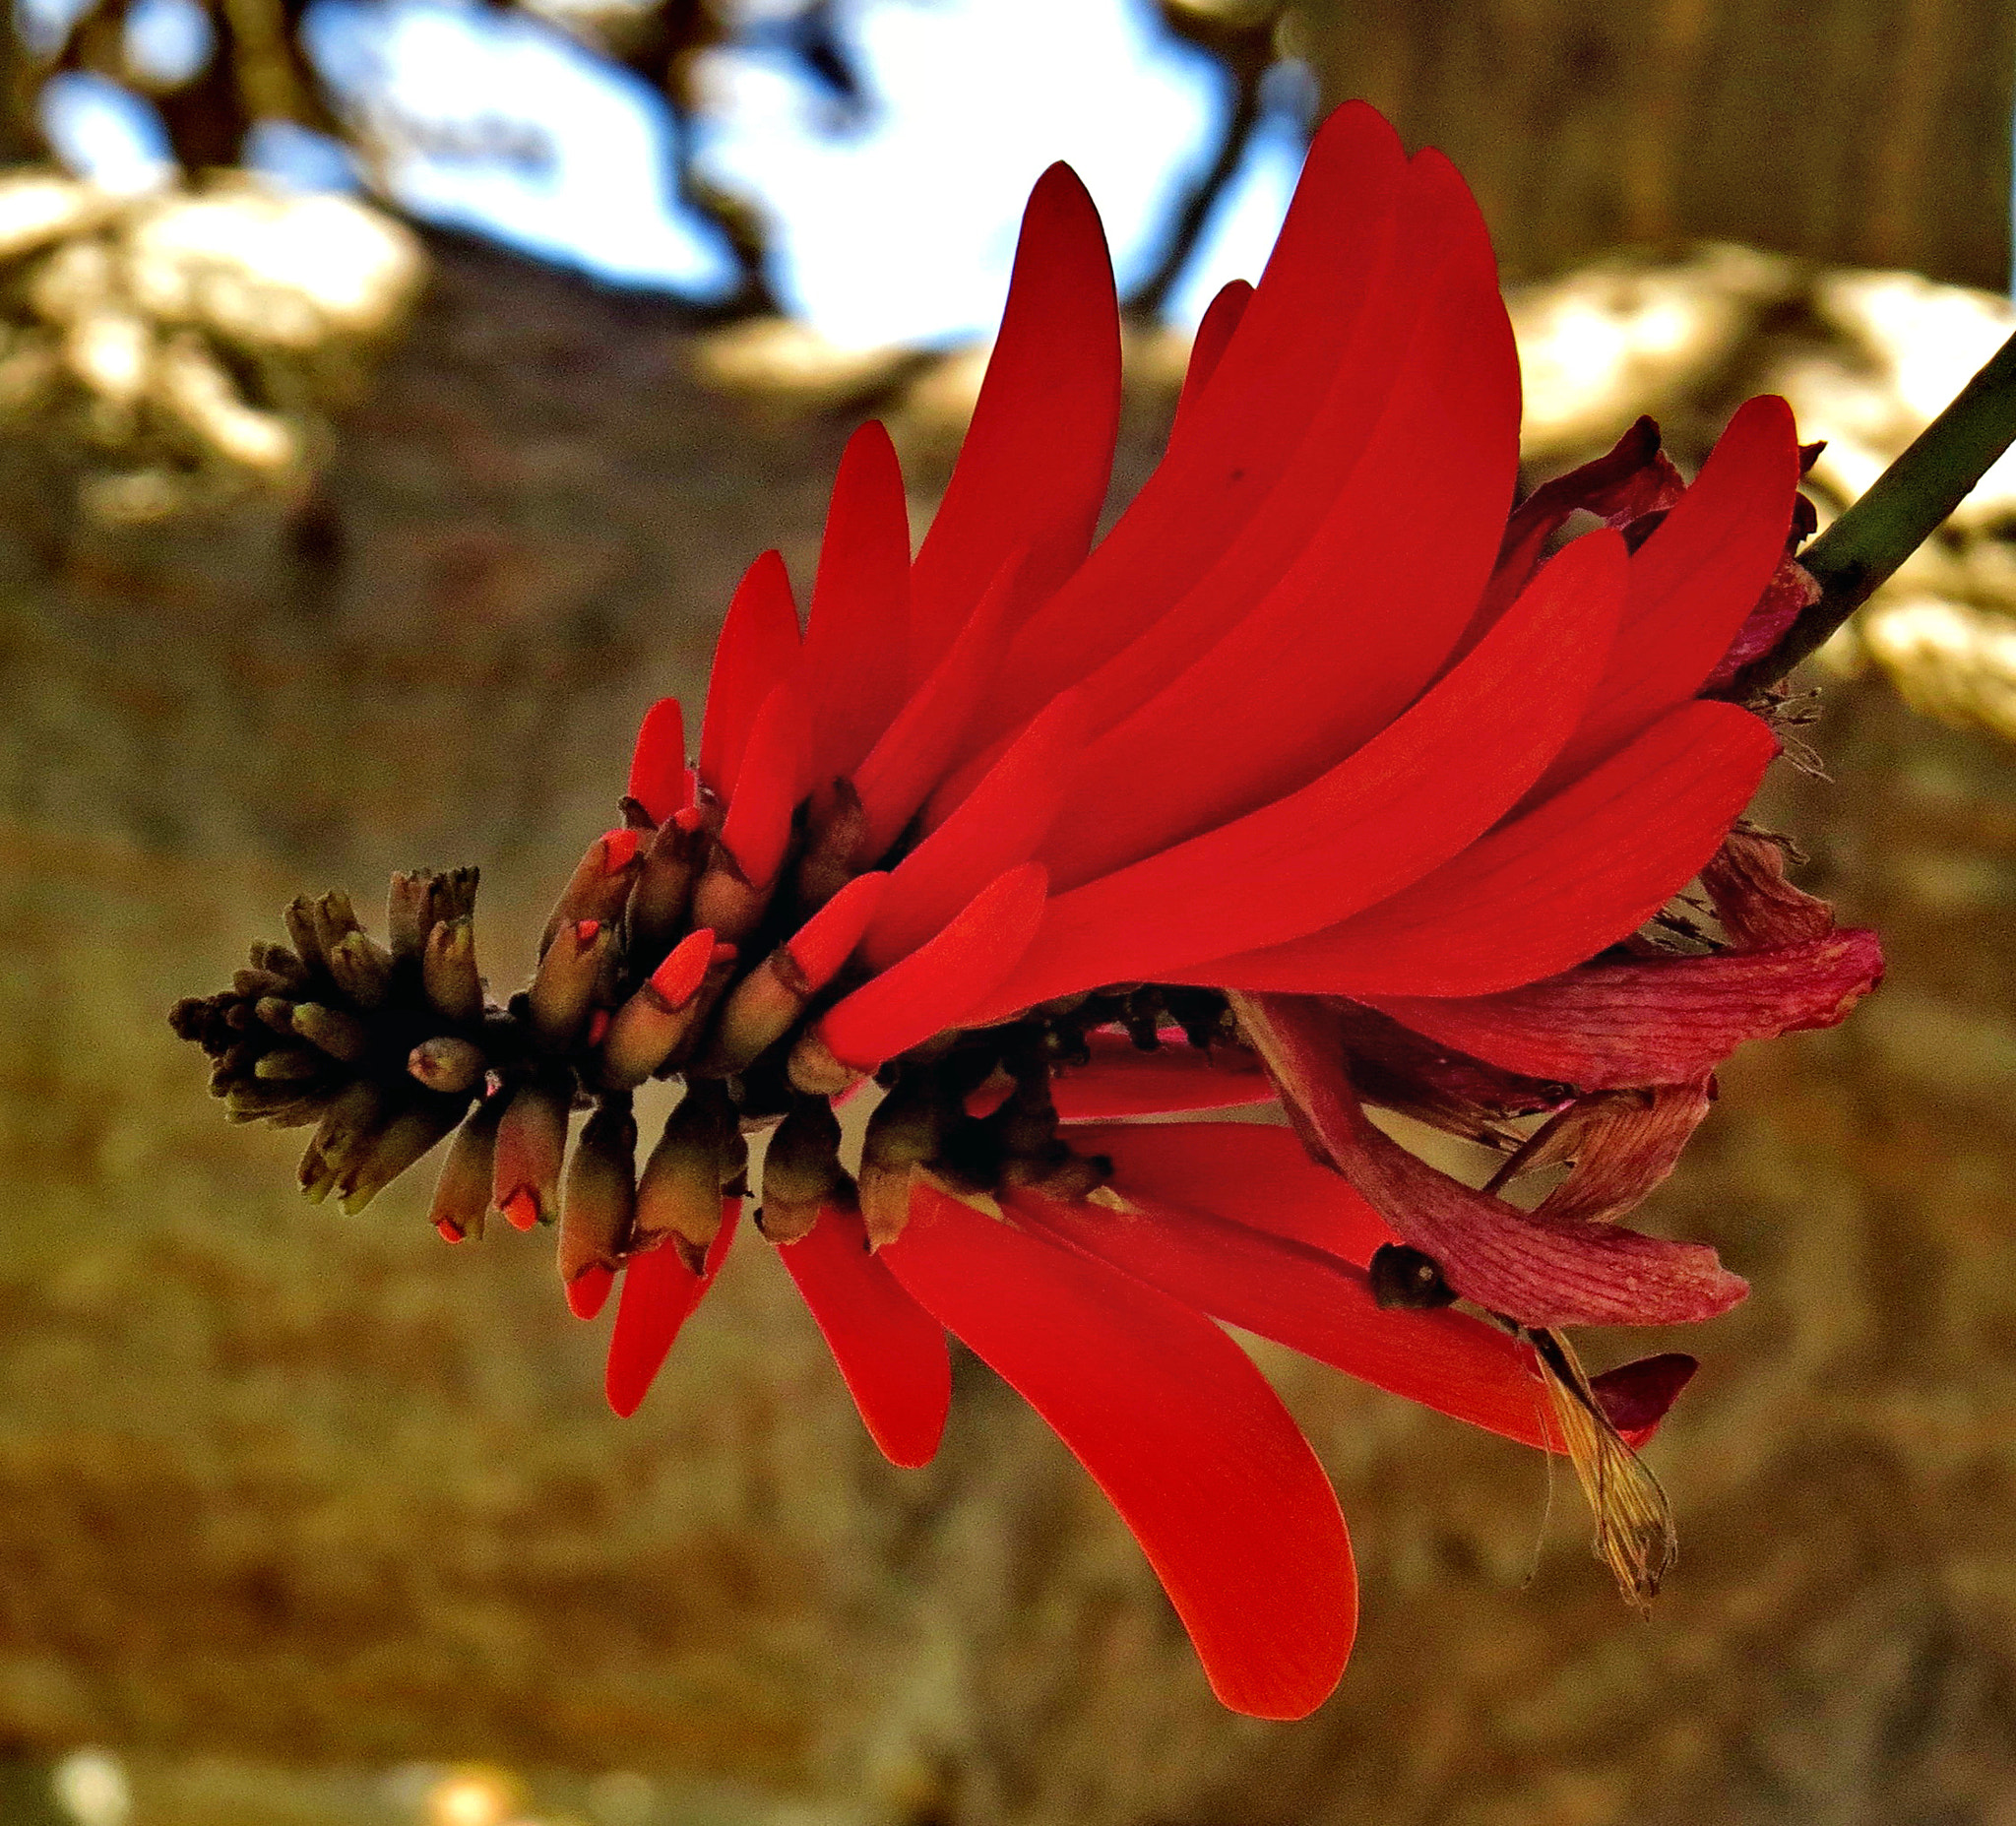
4 4 2016 1823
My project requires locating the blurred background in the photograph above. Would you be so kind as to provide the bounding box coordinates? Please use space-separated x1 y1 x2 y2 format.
4 0 2016 1821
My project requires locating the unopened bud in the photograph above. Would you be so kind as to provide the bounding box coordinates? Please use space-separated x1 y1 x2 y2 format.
702 945 812 1076
422 917 483 1023
787 1028 860 1099
327 929 394 1009
628 809 709 953
690 847 771 948
309 889 362 965
232 967 292 1000
248 941 311 994
283 896 326 972
291 1001 370 1063
254 995 297 1034
541 830 642 957
492 1077 571 1229
224 1081 319 1122
634 1081 735 1273
410 1035 485 1094
858 1074 956 1249
303 1080 387 1203
429 1092 505 1243
339 1096 466 1213
254 1045 323 1082
559 1099 638 1313
529 917 613 1050
794 778 866 910
598 929 726 1090
755 1097 849 1244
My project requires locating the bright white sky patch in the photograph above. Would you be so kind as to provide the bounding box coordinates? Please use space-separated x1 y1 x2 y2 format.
693 0 1230 346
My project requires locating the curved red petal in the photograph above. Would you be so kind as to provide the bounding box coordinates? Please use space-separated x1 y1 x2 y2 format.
907 163 1120 682
719 680 810 889
1363 929 1885 1088
863 689 1088 971
1010 1186 1557 1452
604 1203 740 1418
778 1204 951 1468
1064 1121 1396 1264
883 1185 1356 1719
1535 395 1799 790
854 547 1031 863
1170 279 1251 431
817 862 1048 1070
967 529 1627 1018
1048 1038 1273 1119
787 870 889 987
981 106 1408 743
698 550 802 801
627 697 689 822
804 420 914 783
1039 164 1519 886
1196 700 1776 998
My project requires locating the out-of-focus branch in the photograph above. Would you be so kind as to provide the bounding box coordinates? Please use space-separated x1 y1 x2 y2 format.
1736 326 2016 694
1125 0 1285 318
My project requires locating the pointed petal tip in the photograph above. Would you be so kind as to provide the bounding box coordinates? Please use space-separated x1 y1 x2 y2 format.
566 1262 614 1320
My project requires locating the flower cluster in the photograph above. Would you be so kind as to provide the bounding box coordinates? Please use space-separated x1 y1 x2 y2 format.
171 102 1881 1719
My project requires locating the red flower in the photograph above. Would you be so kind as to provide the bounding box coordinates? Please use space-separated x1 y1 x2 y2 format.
556 101 1881 1716
172 101 1883 1722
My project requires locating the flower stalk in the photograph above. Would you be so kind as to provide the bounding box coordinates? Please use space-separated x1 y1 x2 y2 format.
1734 324 2016 694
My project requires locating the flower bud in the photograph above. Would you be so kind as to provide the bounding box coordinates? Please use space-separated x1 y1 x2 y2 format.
627 808 710 953
492 1077 572 1229
409 1035 485 1094
429 1092 504 1243
858 1073 956 1249
291 1001 370 1063
530 917 614 1050
559 1098 638 1315
634 1081 735 1273
755 1097 849 1245
598 930 729 1090
339 1096 465 1213
328 929 394 1010
540 829 642 957
422 917 483 1023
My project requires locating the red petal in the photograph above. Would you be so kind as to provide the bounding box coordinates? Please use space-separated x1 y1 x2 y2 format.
1237 994 1747 1328
1048 1038 1274 1119
1170 279 1251 431
1363 931 1884 1088
787 870 889 987
778 1204 951 1468
1038 169 1519 886
627 697 689 822
883 1185 1356 1719
1532 1080 1714 1227
1534 396 1798 790
862 689 1088 971
699 550 802 800
1196 701 1775 998
977 105 1410 746
604 1203 740 1417
1011 1185 1557 1452
817 862 1048 1069
967 529 1627 1017
1591 1354 1697 1447
853 547 1031 863
907 163 1120 682
803 421 914 782
719 680 809 888
1063 1121 1396 1264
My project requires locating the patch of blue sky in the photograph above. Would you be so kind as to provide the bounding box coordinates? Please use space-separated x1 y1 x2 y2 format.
37 69 174 192
33 0 1307 344
305 0 742 297
692 0 1232 347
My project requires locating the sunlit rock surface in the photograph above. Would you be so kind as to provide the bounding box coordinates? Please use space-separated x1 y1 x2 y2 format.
4 228 2016 1825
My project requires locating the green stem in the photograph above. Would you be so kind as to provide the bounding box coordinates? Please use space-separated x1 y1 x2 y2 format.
1734 324 2016 696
